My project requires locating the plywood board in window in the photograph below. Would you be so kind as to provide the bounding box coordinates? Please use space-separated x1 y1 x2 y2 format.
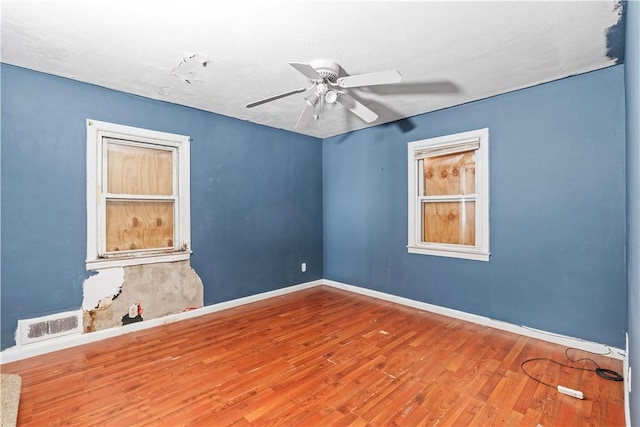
106 201 174 252
423 151 475 196
422 201 475 245
107 141 173 195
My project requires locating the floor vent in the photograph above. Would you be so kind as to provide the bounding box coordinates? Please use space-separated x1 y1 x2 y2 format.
17 310 82 345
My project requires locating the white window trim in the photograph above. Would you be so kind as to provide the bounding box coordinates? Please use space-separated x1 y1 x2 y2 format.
86 119 191 270
407 128 490 262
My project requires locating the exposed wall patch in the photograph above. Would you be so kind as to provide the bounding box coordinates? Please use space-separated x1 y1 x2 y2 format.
83 260 204 333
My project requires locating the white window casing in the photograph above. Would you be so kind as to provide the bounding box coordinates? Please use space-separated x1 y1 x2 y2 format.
86 119 191 270
407 128 490 261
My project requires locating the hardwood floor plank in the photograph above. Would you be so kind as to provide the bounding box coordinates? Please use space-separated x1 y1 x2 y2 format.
1 286 625 426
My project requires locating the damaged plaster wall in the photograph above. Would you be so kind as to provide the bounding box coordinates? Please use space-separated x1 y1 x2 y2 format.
83 260 203 333
82 267 124 311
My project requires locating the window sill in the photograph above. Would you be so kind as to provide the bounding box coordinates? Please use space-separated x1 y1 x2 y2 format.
86 251 191 270
408 246 489 262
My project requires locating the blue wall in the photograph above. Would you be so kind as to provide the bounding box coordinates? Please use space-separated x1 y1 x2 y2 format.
625 0 639 423
0 64 323 350
0 61 629 354
324 65 627 348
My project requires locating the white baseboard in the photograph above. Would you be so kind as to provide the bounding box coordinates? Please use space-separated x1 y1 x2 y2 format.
322 279 626 361
1 278 625 366
0 279 322 365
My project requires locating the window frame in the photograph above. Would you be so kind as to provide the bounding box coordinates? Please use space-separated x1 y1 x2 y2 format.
407 128 490 261
86 119 191 270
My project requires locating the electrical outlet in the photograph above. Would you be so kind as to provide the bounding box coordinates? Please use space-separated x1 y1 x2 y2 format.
301 262 307 273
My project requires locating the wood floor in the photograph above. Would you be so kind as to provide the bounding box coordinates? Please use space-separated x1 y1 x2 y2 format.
1 286 625 426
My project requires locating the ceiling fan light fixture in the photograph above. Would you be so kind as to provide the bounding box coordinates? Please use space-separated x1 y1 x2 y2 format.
324 90 338 104
305 92 320 106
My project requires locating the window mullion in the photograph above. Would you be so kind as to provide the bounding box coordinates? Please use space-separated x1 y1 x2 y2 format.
104 194 176 201
419 194 478 202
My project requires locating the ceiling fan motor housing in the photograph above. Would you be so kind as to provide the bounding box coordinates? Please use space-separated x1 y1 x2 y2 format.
309 59 339 82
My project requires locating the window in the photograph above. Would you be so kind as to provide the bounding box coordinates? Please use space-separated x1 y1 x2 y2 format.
407 128 489 261
86 120 191 270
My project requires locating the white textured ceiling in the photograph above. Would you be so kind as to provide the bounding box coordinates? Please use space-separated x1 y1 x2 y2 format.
1 1 624 139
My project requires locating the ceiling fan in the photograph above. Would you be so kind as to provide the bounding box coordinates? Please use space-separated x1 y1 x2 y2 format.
246 59 402 128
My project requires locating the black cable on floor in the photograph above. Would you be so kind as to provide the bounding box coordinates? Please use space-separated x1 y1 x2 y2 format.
520 347 623 392
563 347 624 382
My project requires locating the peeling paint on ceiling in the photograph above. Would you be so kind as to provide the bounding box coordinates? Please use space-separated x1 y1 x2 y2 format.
0 1 626 139
170 53 210 84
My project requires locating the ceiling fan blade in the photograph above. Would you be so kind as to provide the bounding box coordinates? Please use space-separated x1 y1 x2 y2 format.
336 93 378 123
337 70 402 88
289 62 322 81
246 87 308 108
